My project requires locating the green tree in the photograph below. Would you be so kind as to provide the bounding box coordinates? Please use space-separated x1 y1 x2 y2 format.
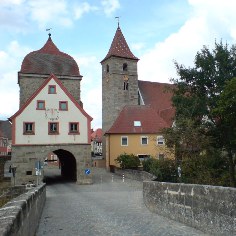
164 41 236 187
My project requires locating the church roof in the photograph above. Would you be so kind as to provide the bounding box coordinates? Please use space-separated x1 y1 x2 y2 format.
138 80 175 126
101 26 139 63
20 35 81 77
106 105 168 134
91 128 102 142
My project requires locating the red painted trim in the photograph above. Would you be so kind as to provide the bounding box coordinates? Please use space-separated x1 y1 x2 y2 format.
48 122 59 135
10 74 92 120
48 85 56 94
23 122 35 135
12 143 91 146
87 118 91 144
36 100 45 110
59 101 68 111
12 117 16 145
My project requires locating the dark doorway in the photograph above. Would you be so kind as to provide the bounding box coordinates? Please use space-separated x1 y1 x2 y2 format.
43 149 77 184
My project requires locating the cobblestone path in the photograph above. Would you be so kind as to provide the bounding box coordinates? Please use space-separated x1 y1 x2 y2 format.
36 167 207 236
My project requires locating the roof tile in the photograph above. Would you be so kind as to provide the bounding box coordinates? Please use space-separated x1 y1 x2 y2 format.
101 27 138 62
106 105 168 134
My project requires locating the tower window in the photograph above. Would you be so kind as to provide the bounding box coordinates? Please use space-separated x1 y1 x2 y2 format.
123 63 128 71
48 85 56 94
69 122 80 134
59 101 68 111
37 100 45 110
106 64 109 73
23 122 35 135
123 75 129 90
48 122 59 135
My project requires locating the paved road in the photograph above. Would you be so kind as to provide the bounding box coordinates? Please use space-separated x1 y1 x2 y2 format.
36 167 207 236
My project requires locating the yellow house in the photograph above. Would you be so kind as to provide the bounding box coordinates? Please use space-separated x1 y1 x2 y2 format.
105 105 174 170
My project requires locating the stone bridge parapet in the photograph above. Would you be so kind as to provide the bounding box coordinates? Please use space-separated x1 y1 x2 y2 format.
0 184 46 236
143 181 236 235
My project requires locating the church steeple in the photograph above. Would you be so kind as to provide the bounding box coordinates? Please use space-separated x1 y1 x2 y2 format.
101 26 139 63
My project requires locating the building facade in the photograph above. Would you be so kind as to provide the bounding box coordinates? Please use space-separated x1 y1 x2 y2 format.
10 35 93 185
102 26 175 170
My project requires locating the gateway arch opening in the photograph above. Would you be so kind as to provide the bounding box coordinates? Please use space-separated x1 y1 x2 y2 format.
43 149 77 184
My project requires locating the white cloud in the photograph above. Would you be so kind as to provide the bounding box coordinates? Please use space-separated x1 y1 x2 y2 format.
74 2 98 19
101 0 120 17
0 41 31 119
28 0 72 28
139 0 236 83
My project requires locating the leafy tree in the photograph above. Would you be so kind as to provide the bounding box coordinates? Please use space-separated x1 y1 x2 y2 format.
164 41 236 187
115 153 140 169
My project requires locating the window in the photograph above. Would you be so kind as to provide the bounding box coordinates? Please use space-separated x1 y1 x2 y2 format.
48 85 56 94
134 121 141 127
123 63 128 71
158 153 165 160
48 122 59 134
23 122 35 135
37 100 45 110
69 122 79 134
59 101 68 111
138 154 150 162
106 64 109 73
123 75 129 90
157 136 165 145
121 136 128 146
141 136 148 145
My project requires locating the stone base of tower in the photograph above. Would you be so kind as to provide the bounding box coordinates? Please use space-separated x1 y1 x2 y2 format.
11 144 92 186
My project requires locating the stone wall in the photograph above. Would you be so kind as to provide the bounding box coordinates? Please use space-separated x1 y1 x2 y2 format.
0 184 46 236
11 144 92 185
114 168 156 181
143 181 236 235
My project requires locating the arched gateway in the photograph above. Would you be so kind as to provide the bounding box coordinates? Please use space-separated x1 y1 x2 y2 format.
10 35 93 185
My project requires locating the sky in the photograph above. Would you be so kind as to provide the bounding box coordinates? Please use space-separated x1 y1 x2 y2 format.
1 0 236 129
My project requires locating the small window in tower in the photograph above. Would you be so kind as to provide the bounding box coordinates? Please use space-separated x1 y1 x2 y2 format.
59 101 68 111
123 63 128 71
69 122 80 134
48 85 56 94
37 100 45 110
106 64 109 73
48 122 59 135
123 75 129 90
23 122 35 135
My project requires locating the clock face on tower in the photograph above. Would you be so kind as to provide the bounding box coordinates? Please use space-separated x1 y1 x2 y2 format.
45 108 59 121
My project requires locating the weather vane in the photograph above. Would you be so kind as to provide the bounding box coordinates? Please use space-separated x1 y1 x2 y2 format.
115 16 120 27
46 28 52 37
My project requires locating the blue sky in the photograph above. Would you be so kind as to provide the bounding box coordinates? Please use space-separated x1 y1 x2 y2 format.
1 0 236 129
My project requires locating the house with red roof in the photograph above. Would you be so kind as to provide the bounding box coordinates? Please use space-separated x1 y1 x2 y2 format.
91 128 103 155
0 120 12 156
10 34 93 185
101 25 175 170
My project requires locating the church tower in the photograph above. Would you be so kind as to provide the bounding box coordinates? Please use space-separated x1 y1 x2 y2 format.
101 26 139 135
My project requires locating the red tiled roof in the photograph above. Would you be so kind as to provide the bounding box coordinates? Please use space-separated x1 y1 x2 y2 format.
101 27 139 62
91 128 102 142
138 80 175 126
20 36 81 77
106 105 168 134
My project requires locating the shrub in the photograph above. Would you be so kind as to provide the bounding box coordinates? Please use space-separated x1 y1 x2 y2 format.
115 153 140 169
143 158 177 182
